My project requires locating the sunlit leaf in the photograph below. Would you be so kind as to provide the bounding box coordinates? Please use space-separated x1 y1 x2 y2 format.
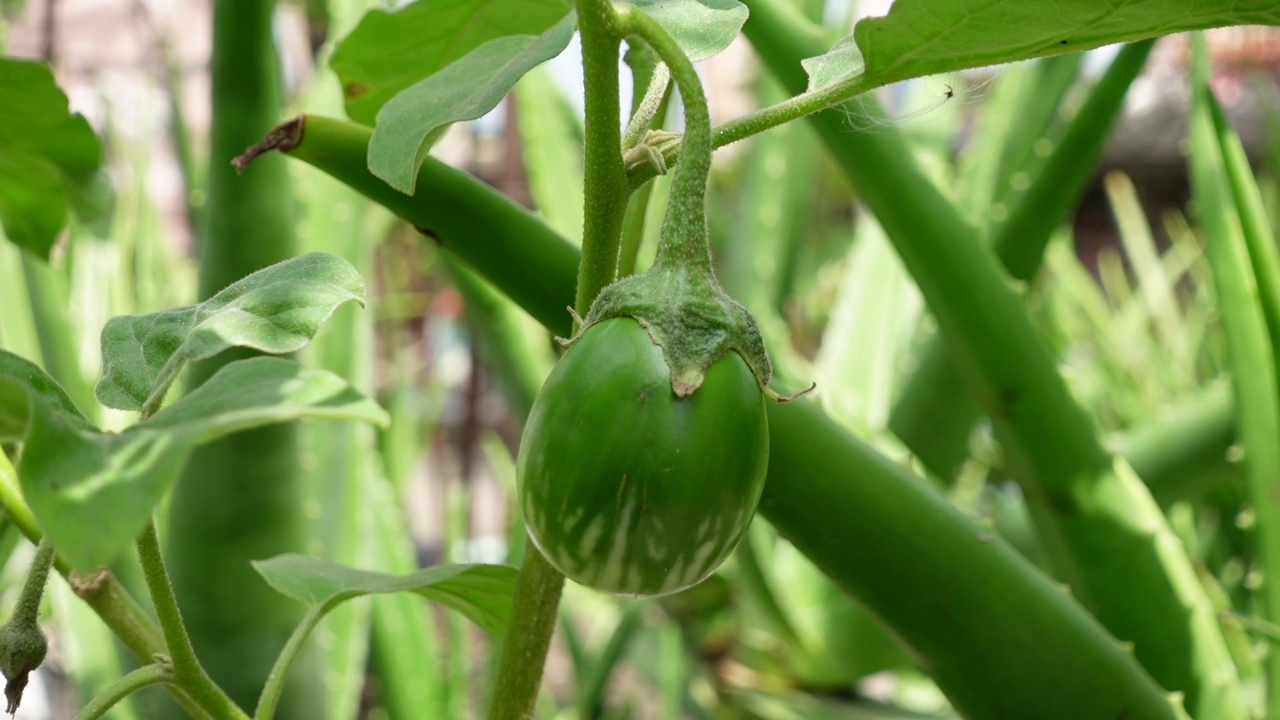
96 252 365 413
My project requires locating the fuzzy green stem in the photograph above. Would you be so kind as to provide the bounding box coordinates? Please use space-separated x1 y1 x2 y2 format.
12 539 54 628
254 604 327 720
486 548 567 720
75 663 174 720
136 524 250 720
615 4 713 274
574 0 630 316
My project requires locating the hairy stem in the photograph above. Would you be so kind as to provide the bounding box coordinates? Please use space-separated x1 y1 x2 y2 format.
136 524 249 720
485 549 566 720
11 539 54 629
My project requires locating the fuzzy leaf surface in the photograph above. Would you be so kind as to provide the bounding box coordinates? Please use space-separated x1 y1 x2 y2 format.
18 357 389 569
95 252 365 412
632 0 748 62
0 59 105 258
369 13 577 194
804 0 1280 92
802 36 863 92
253 554 518 637
332 0 570 125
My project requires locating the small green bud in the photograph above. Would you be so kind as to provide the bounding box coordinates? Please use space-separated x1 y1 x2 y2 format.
0 539 55 714
0 617 47 713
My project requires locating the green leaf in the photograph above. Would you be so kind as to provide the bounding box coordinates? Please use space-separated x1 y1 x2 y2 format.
19 357 389 570
0 58 105 258
95 252 365 413
632 0 748 62
253 554 518 638
332 0 571 125
804 0 1280 92
0 350 92 442
369 13 577 194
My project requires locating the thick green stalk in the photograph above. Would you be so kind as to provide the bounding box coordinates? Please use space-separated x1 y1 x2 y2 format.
741 3 1244 716
168 0 323 715
1187 53 1280 718
260 116 1186 718
763 402 1184 720
243 117 579 338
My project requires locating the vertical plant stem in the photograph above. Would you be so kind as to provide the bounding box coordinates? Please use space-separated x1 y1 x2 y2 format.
485 549 566 720
136 524 250 720
168 0 323 714
488 2 627 716
574 0 629 313
11 538 54 628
